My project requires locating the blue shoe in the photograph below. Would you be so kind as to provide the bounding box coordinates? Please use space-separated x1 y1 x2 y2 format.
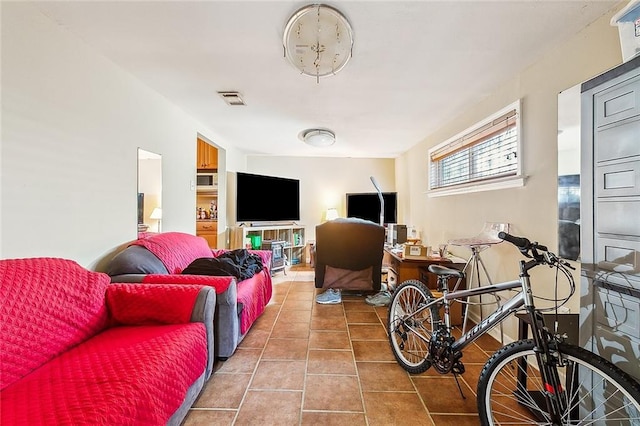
316 288 342 304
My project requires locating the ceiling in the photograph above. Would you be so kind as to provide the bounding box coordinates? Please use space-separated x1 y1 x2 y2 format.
33 1 619 158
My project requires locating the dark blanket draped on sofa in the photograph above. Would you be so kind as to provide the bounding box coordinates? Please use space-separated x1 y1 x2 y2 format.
182 249 264 281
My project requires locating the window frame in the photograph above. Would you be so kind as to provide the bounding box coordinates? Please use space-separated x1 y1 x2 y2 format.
427 99 524 197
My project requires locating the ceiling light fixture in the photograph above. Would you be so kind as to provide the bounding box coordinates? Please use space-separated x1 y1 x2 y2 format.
301 128 335 147
283 4 354 83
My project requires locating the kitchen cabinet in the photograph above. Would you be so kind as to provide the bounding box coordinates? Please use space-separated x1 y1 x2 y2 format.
196 220 217 248
197 138 218 170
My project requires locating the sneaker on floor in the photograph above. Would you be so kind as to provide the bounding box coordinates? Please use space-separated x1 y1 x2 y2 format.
316 288 342 304
365 291 391 307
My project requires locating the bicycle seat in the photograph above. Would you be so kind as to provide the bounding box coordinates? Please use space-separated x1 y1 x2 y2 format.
428 264 464 278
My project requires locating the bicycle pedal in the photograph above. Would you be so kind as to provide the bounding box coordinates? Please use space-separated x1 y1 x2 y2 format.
452 362 465 375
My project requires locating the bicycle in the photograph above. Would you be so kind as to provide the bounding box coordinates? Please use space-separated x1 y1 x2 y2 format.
387 231 640 425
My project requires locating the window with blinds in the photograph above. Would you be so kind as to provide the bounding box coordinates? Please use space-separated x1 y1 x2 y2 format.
429 100 521 193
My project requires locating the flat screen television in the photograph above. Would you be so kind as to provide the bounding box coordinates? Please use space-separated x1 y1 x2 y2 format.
346 192 397 225
236 172 300 223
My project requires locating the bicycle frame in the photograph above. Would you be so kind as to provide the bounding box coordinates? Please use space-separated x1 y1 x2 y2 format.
403 278 528 353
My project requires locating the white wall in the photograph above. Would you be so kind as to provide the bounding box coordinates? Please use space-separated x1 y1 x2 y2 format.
396 8 622 341
242 156 395 241
0 3 246 267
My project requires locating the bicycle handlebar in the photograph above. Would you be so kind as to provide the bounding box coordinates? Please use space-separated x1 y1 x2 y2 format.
498 231 531 250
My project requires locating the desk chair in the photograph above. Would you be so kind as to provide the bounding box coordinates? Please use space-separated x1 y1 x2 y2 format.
449 222 509 339
315 218 385 302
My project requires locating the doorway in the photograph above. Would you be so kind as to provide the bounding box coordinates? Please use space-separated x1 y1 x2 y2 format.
196 136 226 248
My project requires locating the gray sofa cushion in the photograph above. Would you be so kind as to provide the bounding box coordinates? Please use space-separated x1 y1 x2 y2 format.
107 245 168 276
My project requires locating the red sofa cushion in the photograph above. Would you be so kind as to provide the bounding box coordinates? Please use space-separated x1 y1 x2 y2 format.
132 232 213 273
0 258 109 390
0 323 207 425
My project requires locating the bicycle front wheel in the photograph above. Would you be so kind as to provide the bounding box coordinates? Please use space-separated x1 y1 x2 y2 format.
387 279 440 374
477 339 640 425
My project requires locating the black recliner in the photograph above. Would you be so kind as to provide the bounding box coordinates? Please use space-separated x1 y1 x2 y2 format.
314 217 386 291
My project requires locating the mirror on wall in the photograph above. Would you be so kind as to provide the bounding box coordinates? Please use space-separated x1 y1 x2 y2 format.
137 148 162 236
557 84 581 261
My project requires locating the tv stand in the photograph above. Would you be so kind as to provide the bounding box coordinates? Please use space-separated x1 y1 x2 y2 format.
230 224 307 268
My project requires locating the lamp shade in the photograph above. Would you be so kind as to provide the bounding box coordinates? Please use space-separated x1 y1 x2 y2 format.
325 208 339 221
150 208 162 219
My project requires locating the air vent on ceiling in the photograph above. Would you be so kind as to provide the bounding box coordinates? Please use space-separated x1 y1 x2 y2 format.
218 91 246 106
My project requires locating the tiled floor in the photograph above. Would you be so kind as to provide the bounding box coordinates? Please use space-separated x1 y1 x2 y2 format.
184 267 502 425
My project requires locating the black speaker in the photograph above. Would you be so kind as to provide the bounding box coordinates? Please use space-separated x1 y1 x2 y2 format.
389 224 407 245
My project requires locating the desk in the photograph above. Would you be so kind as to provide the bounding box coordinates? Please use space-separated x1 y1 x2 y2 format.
385 249 465 325
384 248 462 290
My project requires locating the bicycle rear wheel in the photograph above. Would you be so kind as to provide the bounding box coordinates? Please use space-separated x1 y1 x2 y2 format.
387 279 439 374
477 339 640 425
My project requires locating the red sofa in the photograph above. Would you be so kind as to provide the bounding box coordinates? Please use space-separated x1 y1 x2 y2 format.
0 257 215 425
106 232 273 359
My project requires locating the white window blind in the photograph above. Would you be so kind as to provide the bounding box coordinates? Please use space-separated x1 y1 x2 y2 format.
429 101 521 192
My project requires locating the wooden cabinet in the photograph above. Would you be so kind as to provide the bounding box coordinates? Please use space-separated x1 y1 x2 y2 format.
197 139 218 170
196 221 217 248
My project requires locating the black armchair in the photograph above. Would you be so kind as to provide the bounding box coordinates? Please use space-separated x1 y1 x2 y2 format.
314 217 386 291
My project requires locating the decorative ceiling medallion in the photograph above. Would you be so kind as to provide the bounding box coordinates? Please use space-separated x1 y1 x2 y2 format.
283 4 354 82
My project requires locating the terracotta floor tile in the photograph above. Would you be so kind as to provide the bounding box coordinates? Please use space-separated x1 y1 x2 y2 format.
310 315 347 331
277 309 312 323
457 342 493 363
234 390 302 425
271 320 311 339
352 340 396 362
215 348 261 374
262 337 309 360
282 298 313 311
307 349 356 375
193 373 251 408
237 328 269 349
343 300 377 312
345 310 381 324
311 304 344 317
349 323 388 340
413 376 478 414
309 330 351 350
301 411 366 425
183 409 236 426
429 414 484 425
269 292 287 304
374 305 389 319
458 363 484 392
251 309 278 331
250 359 306 390
473 332 504 352
285 290 314 301
363 391 434 426
357 362 415 391
303 375 363 412
273 282 291 294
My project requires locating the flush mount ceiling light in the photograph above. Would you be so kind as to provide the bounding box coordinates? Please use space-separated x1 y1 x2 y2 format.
301 128 335 147
283 4 353 83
